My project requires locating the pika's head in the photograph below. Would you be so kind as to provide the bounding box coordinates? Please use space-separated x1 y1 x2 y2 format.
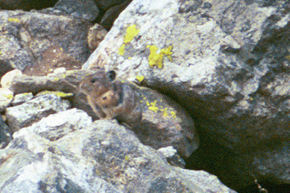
79 69 116 96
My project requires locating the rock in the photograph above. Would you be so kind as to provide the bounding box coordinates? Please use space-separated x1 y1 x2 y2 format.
87 23 107 52
53 0 99 21
13 108 92 141
157 146 186 168
1 69 23 90
0 10 92 75
0 0 57 10
10 70 100 120
100 0 132 30
0 117 236 193
0 59 14 79
0 88 13 113
83 0 290 189
95 0 129 11
11 92 33 106
131 83 199 158
0 115 11 149
6 94 71 132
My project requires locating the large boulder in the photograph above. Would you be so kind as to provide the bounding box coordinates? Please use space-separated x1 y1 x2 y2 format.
83 0 290 190
0 110 236 193
0 10 92 75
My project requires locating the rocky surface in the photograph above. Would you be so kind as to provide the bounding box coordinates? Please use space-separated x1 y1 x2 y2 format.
0 10 92 75
0 115 11 149
0 88 13 113
0 0 58 10
0 111 235 193
53 0 99 21
83 0 290 190
6 94 70 132
8 70 199 158
0 0 288 192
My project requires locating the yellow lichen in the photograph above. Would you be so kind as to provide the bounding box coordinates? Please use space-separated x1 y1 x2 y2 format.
119 24 140 56
170 111 177 118
148 100 159 112
124 24 140 43
161 45 173 61
147 45 173 69
4 94 13 99
53 77 60 82
162 108 168 116
8 18 20 23
118 44 126 56
124 155 130 161
136 75 144 83
39 91 73 98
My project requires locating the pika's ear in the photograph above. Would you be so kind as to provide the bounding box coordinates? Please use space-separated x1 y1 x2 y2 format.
107 70 116 81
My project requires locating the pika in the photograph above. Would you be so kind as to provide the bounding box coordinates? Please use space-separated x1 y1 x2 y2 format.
79 69 142 126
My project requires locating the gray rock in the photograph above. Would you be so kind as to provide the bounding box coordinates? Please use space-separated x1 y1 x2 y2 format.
0 115 11 149
131 83 199 158
0 88 13 113
0 59 13 79
83 0 290 189
6 94 71 132
0 115 236 193
0 10 92 75
13 108 92 141
157 146 186 168
95 0 129 11
54 0 99 21
0 69 22 90
100 0 132 30
0 0 57 10
11 92 33 106
10 70 100 120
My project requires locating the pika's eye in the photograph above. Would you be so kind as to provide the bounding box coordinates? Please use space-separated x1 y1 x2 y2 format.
91 78 96 83
102 96 107 100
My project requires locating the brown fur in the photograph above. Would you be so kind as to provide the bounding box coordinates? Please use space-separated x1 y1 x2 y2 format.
79 69 141 126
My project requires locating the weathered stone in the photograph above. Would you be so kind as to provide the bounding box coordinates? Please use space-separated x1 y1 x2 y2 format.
100 0 132 30
0 88 13 113
11 92 33 106
13 108 92 141
83 0 290 189
6 94 70 132
157 146 186 168
0 115 11 149
0 0 57 10
130 83 199 158
0 69 22 90
0 116 236 193
0 10 92 75
87 23 107 52
95 0 129 11
0 59 14 79
54 0 99 21
10 70 99 120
